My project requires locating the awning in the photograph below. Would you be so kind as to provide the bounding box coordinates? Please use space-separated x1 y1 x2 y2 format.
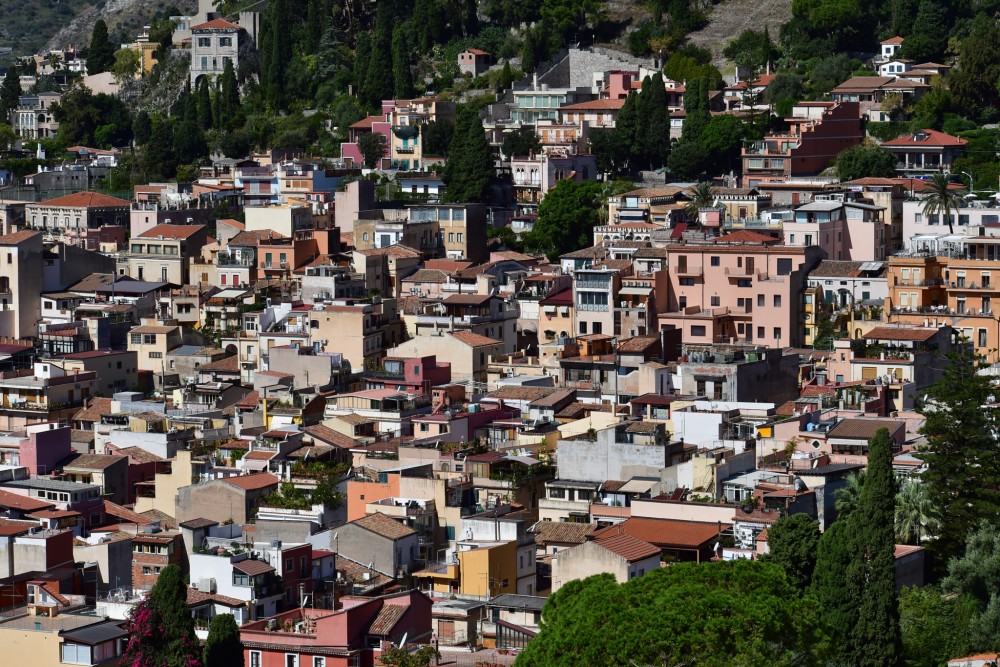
618 287 652 296
543 306 556 314
619 478 658 494
242 459 270 471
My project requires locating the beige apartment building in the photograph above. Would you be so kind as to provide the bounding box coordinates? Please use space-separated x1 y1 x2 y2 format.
128 224 209 285
0 230 44 338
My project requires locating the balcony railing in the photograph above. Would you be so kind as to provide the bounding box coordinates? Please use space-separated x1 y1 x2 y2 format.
576 280 611 290
577 303 609 312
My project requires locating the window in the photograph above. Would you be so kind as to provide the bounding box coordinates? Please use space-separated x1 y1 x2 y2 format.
679 278 695 286
62 643 91 665
757 294 765 307
710 296 720 306
737 279 752 288
773 327 782 340
757 326 764 339
710 256 720 266
773 295 782 307
220 37 232 47
550 488 565 499
979 328 988 347
233 572 250 587
286 655 299 667
691 325 706 336
457 233 464 243
314 659 325 667
250 652 262 667
777 258 792 275
198 37 210 47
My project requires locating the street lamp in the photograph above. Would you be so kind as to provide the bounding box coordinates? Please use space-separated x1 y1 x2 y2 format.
961 170 975 197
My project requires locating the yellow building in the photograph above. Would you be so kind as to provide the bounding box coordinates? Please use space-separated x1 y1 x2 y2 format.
134 449 205 516
0 601 125 667
414 542 518 599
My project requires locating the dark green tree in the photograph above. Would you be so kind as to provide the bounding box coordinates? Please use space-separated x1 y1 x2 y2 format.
0 66 20 122
765 513 821 592
123 564 201 667
391 25 414 100
949 18 1000 123
443 108 494 203
217 60 240 130
421 120 454 156
836 143 897 181
919 342 1000 565
523 179 603 259
87 20 116 75
197 79 213 130
722 28 775 75
363 4 395 107
501 126 541 158
143 118 177 179
358 132 387 168
521 29 538 73
899 586 978 667
636 72 670 169
203 614 243 667
261 0 294 108
845 427 902 666
353 32 372 101
133 110 152 146
810 520 856 650
516 561 829 666
666 141 708 180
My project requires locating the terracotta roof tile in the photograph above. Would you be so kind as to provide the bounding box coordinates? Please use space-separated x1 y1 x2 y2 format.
137 224 206 240
232 558 275 576
221 473 279 491
592 518 723 548
0 230 42 245
369 603 408 636
532 521 596 545
199 355 240 372
354 512 416 540
449 331 502 347
34 191 130 209
303 424 359 449
191 18 243 31
863 326 938 342
826 418 904 440
594 533 661 562
73 397 113 423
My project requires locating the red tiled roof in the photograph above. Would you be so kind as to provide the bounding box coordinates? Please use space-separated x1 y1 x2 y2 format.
36 191 130 208
882 36 905 44
592 518 723 548
463 48 491 56
560 98 628 111
349 115 385 130
863 326 938 342
354 512 417 540
232 558 275 576
137 224 206 240
0 230 42 245
594 533 661 562
191 18 243 31
883 129 967 147
104 500 153 525
826 418 904 440
199 355 239 373
303 424 359 449
73 397 113 423
450 330 502 348
221 473 279 491
0 489 55 512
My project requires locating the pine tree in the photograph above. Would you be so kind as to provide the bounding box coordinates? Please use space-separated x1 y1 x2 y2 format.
87 20 116 75
392 25 414 100
920 343 1000 565
0 65 20 122
203 614 244 667
845 427 902 666
444 107 494 203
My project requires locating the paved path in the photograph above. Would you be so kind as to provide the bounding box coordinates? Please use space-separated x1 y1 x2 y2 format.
435 648 519 666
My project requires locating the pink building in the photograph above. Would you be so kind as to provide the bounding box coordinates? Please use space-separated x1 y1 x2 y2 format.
658 231 824 348
785 197 888 261
362 354 451 394
604 71 639 99
241 590 433 667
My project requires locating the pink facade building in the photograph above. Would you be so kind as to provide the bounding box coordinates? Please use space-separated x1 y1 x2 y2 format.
657 231 823 348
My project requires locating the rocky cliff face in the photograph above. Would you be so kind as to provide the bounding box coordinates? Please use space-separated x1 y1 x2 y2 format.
43 0 198 53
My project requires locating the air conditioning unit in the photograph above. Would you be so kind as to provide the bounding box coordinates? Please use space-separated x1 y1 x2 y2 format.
196 578 216 593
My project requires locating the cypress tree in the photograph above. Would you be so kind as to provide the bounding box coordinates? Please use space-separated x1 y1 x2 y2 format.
364 3 394 106
218 59 240 129
392 25 414 100
638 73 670 169
0 65 20 121
522 30 537 73
262 0 293 109
87 19 116 75
197 79 213 130
810 520 856 652
444 107 493 203
615 91 639 171
353 32 371 101
846 427 902 666
203 614 244 667
133 110 152 146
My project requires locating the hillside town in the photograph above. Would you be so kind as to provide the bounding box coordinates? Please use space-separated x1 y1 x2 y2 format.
1 0 1000 665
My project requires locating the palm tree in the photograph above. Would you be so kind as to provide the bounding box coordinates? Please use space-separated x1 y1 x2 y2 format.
685 182 716 221
834 470 866 519
895 480 940 544
921 173 966 235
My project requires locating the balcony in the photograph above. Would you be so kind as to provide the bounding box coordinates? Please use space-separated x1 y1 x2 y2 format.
396 146 416 154
725 267 755 279
217 254 255 267
674 266 704 277
577 302 609 312
948 281 994 291
576 280 611 290
894 278 944 287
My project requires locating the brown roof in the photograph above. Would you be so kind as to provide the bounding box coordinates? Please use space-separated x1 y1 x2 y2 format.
0 230 42 245
713 230 780 244
368 603 408 636
230 230 288 246
115 446 165 464
443 293 495 306
221 473 280 491
617 335 659 354
592 518 723 548
884 129 967 147
232 558 275 576
244 450 275 461
594 533 661 562
405 269 449 284
104 500 153 525
487 386 559 401
353 512 417 540
809 260 867 278
532 521 596 545
63 453 125 470
179 518 219 530
303 424 359 449
36 191 130 209
73 397 113 423
129 325 176 334
826 418 904 441
0 488 55 512
198 355 240 372
863 326 938 342
450 331 502 348
137 224 206 240
358 244 421 259
139 509 178 530
186 587 246 607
